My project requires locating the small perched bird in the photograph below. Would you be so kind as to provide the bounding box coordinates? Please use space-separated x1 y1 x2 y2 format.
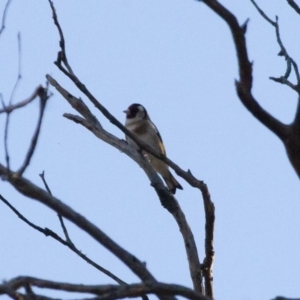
124 103 183 194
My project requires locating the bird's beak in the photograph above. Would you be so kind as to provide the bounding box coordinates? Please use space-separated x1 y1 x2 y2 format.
123 109 130 115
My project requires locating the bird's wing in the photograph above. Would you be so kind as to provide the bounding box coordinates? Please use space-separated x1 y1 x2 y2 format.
149 121 166 156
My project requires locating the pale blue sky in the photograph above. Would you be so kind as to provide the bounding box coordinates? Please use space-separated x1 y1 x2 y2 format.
1 1 300 300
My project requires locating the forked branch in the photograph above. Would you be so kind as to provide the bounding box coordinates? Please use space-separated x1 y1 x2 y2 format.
0 194 126 285
47 74 206 295
0 276 210 300
200 0 288 141
0 163 159 284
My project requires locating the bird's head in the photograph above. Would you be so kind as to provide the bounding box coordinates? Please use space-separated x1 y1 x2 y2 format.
123 103 149 121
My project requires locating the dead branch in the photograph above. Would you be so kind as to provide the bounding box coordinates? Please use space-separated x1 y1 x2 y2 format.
0 163 160 284
47 74 205 294
0 86 42 114
199 0 288 142
17 86 49 176
39 170 72 244
0 277 210 300
8 32 22 105
2 32 23 172
250 0 300 92
0 194 126 285
0 0 12 36
46 2 216 290
246 0 300 177
286 0 300 15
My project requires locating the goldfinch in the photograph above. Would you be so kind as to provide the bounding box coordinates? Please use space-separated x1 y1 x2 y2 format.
124 103 183 194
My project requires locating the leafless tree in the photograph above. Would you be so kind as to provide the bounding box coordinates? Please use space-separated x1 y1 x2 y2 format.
1 1 299 300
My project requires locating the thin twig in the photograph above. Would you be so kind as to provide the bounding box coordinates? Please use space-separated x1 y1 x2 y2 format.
0 86 42 114
1 86 44 175
249 0 300 146
269 76 299 92
251 0 300 91
274 16 300 84
0 163 159 285
2 32 23 173
250 0 275 25
17 87 49 176
0 0 12 36
39 170 52 194
39 171 148 300
4 110 11 172
199 0 287 141
0 194 52 235
39 170 73 244
9 32 22 105
48 0 74 75
0 194 127 285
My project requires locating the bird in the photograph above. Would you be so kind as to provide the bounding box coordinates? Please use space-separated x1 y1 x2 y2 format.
124 103 183 194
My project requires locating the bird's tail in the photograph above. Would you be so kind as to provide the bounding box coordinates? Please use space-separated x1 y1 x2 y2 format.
163 171 183 194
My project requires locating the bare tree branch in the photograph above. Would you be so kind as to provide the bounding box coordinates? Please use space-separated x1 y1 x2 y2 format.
0 0 12 36
0 86 42 114
0 194 127 285
0 194 52 236
286 0 300 15
250 0 276 25
3 105 11 171
272 298 300 300
47 74 206 294
47 0 215 295
48 0 74 75
251 1 300 91
0 277 210 300
39 170 73 244
37 171 141 294
199 0 288 142
201 184 215 299
1 86 45 180
0 163 160 284
246 0 300 178
9 32 22 105
17 86 49 176
2 32 23 173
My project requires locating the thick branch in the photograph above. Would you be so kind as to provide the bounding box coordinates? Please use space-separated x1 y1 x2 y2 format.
0 193 126 285
286 0 300 15
47 1 215 293
200 0 288 141
45 77 215 293
64 112 206 295
0 277 210 300
47 74 206 293
0 164 158 283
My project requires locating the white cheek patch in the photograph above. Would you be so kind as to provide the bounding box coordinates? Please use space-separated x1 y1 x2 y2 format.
137 105 144 112
136 111 144 119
